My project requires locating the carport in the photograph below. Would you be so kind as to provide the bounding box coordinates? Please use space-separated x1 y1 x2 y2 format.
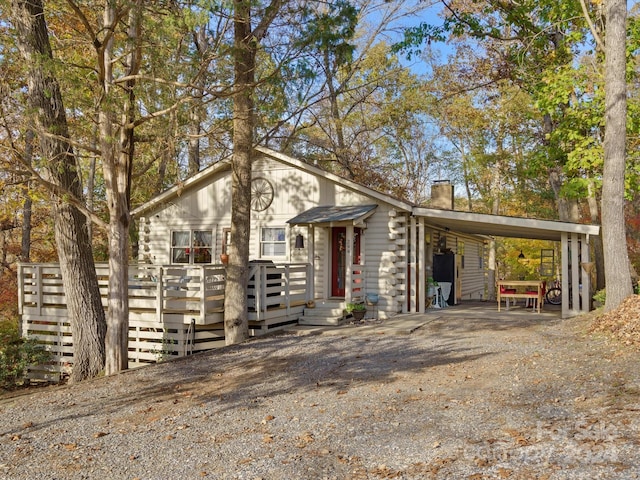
409 207 601 319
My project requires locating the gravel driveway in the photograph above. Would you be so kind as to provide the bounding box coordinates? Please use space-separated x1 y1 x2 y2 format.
1 304 639 479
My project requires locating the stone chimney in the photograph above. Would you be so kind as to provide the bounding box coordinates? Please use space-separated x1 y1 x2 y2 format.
431 180 454 210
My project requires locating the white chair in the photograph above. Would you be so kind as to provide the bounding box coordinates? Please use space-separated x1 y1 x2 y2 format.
438 282 452 307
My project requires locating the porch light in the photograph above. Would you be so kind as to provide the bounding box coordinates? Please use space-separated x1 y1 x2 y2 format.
518 250 525 259
294 234 305 249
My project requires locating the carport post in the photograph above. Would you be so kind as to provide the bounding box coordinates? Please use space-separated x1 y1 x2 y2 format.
561 232 585 318
418 217 426 313
561 233 569 319
409 216 417 313
581 235 592 314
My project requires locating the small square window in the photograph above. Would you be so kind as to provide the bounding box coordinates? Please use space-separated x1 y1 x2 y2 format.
260 227 286 257
171 229 213 264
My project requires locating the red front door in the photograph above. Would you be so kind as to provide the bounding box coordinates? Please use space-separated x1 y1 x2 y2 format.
331 227 361 297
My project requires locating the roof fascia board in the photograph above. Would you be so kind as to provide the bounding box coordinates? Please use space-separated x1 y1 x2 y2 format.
424 222 492 242
414 207 601 236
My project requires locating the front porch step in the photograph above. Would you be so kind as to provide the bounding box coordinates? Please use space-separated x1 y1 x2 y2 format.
298 301 346 326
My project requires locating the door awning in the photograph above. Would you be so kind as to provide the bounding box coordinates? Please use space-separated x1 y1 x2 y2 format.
287 205 378 226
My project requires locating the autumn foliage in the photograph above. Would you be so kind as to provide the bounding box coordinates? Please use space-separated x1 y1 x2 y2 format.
0 271 18 325
589 295 640 348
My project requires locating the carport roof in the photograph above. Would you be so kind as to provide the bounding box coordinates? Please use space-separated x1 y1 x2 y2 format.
413 207 600 241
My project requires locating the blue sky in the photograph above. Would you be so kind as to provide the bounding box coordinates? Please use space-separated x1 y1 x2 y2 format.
393 0 640 76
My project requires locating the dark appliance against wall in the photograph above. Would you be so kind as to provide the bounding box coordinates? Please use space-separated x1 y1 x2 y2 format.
433 253 456 305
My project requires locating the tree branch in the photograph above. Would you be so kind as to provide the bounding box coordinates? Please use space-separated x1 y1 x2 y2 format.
579 0 604 51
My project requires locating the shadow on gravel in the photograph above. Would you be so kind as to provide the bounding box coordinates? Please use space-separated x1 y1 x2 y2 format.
410 301 562 345
0 332 494 436
116 332 495 411
422 315 562 337
0 302 564 437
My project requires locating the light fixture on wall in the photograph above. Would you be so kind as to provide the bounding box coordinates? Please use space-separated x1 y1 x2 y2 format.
518 250 525 259
294 234 305 249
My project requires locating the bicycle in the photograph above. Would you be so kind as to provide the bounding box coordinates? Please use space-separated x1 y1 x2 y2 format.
545 280 562 305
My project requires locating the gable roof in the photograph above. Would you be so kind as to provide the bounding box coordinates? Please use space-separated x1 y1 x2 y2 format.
131 146 412 218
131 146 600 242
254 147 412 212
131 158 232 218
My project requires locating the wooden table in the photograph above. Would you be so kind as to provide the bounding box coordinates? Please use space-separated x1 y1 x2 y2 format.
497 280 544 313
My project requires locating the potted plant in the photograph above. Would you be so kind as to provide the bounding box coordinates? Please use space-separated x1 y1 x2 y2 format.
345 302 367 321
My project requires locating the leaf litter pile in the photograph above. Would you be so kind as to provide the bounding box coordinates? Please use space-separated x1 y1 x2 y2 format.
589 294 640 347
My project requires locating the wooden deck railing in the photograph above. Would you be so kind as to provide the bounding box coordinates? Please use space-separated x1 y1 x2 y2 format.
18 263 230 325
17 262 311 380
18 262 311 324
247 263 311 321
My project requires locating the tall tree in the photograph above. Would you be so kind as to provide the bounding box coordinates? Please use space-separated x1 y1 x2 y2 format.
281 0 436 197
225 0 295 344
97 1 143 373
397 0 590 218
395 0 640 297
53 0 225 373
20 129 34 262
224 0 258 344
224 0 361 343
602 0 633 309
9 0 106 381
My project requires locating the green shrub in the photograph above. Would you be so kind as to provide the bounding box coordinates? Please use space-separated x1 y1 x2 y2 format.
593 289 606 305
0 320 51 389
345 302 366 313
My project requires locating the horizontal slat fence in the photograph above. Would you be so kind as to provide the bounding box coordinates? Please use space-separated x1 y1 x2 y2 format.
18 262 310 382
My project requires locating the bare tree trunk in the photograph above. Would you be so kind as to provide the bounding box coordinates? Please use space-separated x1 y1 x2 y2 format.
188 32 204 175
157 108 178 194
188 112 202 174
86 124 98 243
587 180 605 291
224 0 254 345
100 1 141 374
323 50 352 178
20 128 34 262
459 145 473 211
11 0 106 381
187 27 208 175
602 0 633 310
0 230 6 273
548 167 572 222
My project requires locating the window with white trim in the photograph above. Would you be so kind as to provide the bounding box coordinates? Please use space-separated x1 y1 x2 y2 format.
260 227 286 257
171 230 213 264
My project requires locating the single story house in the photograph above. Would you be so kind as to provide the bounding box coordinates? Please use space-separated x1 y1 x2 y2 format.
131 146 599 322
18 146 599 378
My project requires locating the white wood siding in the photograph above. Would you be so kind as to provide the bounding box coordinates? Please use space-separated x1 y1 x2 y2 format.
459 238 487 300
139 153 484 319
